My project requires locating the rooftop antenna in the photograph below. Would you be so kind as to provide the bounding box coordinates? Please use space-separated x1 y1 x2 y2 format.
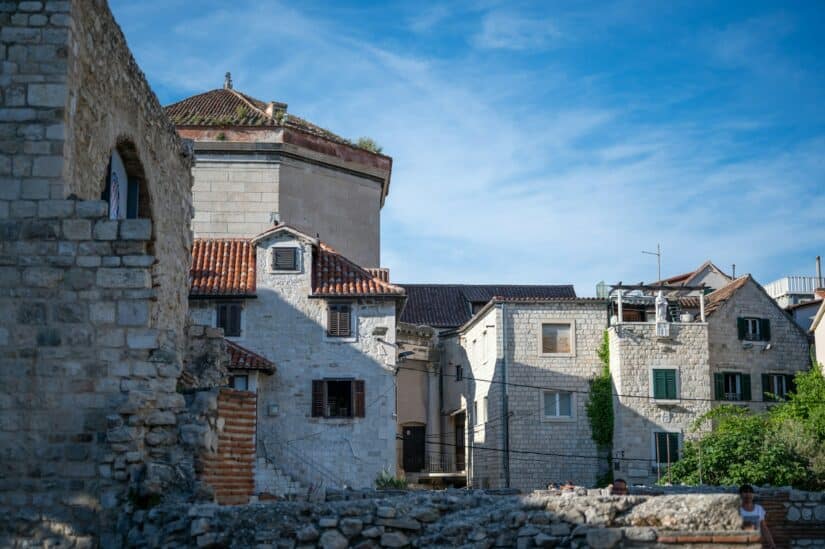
642 243 661 283
224 72 232 90
732 264 736 278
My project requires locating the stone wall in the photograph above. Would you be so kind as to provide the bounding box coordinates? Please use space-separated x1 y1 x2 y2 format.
609 322 712 485
0 1 195 545
127 489 764 548
707 278 811 411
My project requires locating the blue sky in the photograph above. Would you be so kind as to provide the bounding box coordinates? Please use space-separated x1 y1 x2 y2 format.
110 0 825 295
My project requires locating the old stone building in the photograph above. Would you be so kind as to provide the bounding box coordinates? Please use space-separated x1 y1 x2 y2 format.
189 224 406 496
165 79 392 268
0 0 197 545
437 298 609 491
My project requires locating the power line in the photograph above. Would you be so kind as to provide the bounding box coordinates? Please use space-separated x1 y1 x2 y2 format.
396 364 825 405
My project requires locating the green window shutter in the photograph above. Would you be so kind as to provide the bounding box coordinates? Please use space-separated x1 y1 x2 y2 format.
761 374 771 401
668 433 679 462
653 369 666 399
665 370 677 399
714 373 724 400
655 432 666 463
760 319 771 341
737 317 746 340
742 374 752 401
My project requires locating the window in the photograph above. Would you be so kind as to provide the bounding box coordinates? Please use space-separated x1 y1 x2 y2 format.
654 432 679 465
327 304 352 337
483 396 489 423
217 302 242 337
762 373 795 401
714 372 752 401
230 375 248 391
543 391 573 418
455 364 463 381
102 149 140 220
541 323 572 354
652 369 678 400
473 400 479 425
311 379 365 418
272 247 298 271
737 317 770 342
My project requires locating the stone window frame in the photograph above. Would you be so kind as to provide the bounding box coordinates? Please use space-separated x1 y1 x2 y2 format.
650 429 681 469
540 389 576 423
537 319 577 358
648 365 681 405
266 243 303 274
323 301 357 343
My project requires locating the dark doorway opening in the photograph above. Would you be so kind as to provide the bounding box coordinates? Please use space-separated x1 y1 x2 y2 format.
403 425 425 473
454 412 466 471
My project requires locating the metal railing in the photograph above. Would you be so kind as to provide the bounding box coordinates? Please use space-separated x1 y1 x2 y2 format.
424 452 464 474
763 276 821 298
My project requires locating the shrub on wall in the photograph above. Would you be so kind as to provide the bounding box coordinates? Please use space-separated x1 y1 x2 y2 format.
586 331 614 485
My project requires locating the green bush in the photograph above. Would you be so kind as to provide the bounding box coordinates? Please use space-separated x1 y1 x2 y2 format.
355 137 383 154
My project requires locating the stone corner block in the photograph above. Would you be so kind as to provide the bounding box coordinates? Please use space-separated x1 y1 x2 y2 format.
38 200 74 218
119 219 152 240
76 200 108 218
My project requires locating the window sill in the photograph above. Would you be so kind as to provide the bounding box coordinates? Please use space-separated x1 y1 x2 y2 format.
324 336 357 344
311 417 360 424
653 399 680 406
541 415 576 423
539 352 576 358
268 269 302 275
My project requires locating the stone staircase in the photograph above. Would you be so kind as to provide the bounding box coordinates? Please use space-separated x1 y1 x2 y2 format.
254 457 310 501
201 389 257 505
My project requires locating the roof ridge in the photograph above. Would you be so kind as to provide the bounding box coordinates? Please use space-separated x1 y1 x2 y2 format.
228 88 272 122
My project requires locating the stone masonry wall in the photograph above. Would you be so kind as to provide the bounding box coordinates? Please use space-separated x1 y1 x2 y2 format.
707 279 811 411
129 489 765 548
610 323 712 486
0 1 195 545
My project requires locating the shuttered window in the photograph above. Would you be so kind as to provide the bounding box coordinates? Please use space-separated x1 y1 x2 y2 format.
652 369 678 400
216 302 242 337
737 317 770 341
310 379 365 418
272 247 298 270
714 372 751 401
327 304 352 337
762 373 796 401
654 432 680 464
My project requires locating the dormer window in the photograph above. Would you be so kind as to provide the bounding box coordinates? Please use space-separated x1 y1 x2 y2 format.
272 247 298 271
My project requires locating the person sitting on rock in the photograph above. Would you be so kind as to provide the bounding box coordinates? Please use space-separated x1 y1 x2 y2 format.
739 484 775 549
611 478 628 496
561 480 575 495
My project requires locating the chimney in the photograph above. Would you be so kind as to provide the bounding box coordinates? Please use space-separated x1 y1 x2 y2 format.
732 264 736 278
224 72 232 89
817 255 822 292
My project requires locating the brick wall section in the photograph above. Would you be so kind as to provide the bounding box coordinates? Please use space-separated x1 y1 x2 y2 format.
202 389 257 505
759 491 825 548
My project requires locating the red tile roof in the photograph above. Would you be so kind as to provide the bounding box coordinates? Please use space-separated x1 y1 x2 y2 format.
703 275 751 316
312 242 405 298
226 340 275 374
190 239 256 297
165 88 358 148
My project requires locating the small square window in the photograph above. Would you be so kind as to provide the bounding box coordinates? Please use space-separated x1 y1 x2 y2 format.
543 391 573 418
272 247 298 270
542 323 572 354
217 302 242 337
327 304 352 337
230 375 248 391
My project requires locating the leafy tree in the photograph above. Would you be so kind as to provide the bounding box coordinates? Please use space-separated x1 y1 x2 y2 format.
666 365 825 490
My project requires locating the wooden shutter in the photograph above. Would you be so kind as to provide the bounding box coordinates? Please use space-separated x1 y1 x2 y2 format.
760 319 771 341
737 318 746 340
741 374 752 401
665 370 677 399
714 373 724 400
354 380 365 417
328 305 351 337
273 248 297 270
228 304 241 337
312 380 325 417
217 303 227 332
761 374 771 401
653 370 666 399
655 432 666 464
668 433 679 462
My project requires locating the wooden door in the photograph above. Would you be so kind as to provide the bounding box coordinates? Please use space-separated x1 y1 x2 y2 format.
403 426 425 472
454 413 466 471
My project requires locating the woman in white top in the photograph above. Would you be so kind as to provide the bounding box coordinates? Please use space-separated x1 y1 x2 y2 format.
739 484 775 548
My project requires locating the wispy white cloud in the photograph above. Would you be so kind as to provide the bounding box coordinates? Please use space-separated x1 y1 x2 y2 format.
473 10 562 51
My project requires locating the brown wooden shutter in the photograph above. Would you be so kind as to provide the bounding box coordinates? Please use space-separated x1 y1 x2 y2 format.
354 380 365 417
328 304 352 337
312 380 325 417
273 247 297 270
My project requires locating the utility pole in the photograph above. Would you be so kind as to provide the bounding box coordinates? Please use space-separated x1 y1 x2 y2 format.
642 243 661 282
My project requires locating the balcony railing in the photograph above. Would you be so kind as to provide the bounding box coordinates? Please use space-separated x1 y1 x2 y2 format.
763 276 822 298
424 452 464 474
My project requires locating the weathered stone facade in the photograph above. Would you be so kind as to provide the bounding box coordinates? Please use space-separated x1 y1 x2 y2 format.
609 323 712 486
189 228 400 493
706 277 811 410
443 299 609 491
0 0 195 545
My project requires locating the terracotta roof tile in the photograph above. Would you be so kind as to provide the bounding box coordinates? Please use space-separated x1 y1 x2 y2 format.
703 275 751 316
226 340 275 374
190 239 256 297
312 243 405 298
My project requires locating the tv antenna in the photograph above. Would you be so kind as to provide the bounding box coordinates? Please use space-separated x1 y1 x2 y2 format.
642 243 661 282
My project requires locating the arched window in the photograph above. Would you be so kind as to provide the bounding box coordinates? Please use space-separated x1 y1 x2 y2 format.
101 141 149 220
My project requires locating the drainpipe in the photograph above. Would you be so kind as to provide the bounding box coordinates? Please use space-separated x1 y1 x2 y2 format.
500 302 511 489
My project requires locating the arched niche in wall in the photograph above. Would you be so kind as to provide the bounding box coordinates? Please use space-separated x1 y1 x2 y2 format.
100 139 151 221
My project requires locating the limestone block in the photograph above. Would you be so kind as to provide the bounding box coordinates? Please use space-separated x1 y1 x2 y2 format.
93 219 118 240
27 83 66 107
117 300 149 326
119 218 152 240
61 219 91 240
75 200 107 218
97 268 150 289
37 199 73 218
